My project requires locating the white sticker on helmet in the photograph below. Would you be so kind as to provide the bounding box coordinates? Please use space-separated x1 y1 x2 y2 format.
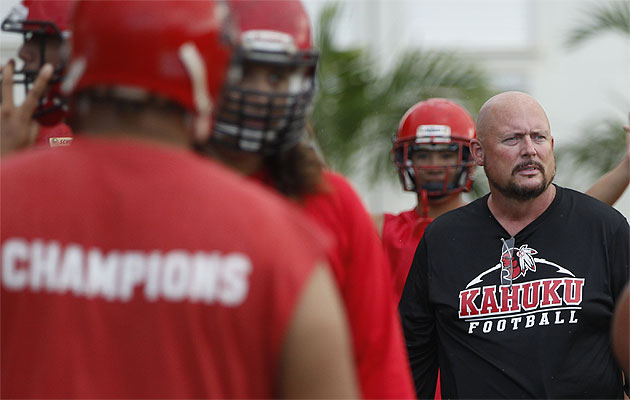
416 124 451 143
241 30 297 54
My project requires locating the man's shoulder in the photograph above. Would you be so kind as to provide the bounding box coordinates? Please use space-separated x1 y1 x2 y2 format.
433 195 487 223
559 185 627 225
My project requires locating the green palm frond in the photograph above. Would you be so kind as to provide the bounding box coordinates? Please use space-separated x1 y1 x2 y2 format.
562 1 629 189
566 0 630 49
311 3 495 185
556 118 627 179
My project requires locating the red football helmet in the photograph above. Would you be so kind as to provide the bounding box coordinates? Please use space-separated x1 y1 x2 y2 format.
392 98 476 198
211 0 318 154
1 0 74 126
61 0 236 143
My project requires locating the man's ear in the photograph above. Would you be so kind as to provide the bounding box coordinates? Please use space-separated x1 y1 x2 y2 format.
470 139 484 166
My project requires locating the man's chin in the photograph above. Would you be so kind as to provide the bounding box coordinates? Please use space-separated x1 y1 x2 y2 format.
507 182 549 201
488 176 550 201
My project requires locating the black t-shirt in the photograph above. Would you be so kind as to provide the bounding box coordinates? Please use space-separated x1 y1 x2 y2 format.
400 185 629 399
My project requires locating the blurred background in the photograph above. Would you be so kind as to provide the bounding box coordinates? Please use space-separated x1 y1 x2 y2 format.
1 0 629 218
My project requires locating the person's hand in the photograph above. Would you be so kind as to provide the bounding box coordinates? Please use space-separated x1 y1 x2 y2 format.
1 60 54 157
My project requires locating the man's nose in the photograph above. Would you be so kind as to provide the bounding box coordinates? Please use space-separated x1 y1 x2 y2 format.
520 135 537 157
241 72 272 93
240 78 272 109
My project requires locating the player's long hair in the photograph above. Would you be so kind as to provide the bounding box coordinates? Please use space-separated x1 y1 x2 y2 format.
264 132 328 202
67 89 189 131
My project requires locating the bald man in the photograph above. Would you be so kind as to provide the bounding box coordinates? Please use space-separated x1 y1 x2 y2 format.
399 91 629 399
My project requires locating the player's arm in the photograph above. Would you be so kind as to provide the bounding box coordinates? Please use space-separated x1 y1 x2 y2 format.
585 122 630 205
1 61 53 157
278 262 359 399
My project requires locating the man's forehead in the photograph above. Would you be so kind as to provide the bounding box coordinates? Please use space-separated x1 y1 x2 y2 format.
487 106 549 135
495 96 548 122
496 118 550 135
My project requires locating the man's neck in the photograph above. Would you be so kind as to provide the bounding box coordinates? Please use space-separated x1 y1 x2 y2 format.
71 101 190 150
487 184 556 237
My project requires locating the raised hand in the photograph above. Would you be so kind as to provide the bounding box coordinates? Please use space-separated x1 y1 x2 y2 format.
1 60 54 157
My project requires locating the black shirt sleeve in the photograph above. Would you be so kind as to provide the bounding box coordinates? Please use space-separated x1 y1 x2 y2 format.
610 219 630 303
399 236 438 399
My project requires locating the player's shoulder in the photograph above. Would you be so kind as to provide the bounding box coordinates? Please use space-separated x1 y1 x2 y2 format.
321 170 354 193
308 170 364 208
384 208 419 224
1 144 69 183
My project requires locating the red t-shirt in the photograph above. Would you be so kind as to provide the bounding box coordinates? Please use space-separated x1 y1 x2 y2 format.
291 171 415 399
1 137 327 399
383 209 433 303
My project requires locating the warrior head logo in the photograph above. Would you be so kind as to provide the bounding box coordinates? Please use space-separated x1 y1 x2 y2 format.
501 243 538 282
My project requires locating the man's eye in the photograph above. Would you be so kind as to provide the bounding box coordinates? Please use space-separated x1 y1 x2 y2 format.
412 153 429 160
534 135 546 142
503 137 517 144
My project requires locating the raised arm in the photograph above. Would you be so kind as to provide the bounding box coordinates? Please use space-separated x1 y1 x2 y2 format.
585 121 630 205
1 61 54 157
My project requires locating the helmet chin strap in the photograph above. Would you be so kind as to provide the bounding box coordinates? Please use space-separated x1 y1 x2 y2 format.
411 188 430 238
418 188 429 219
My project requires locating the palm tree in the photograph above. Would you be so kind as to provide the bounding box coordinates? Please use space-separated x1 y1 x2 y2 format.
310 3 495 192
565 0 630 49
558 1 629 180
